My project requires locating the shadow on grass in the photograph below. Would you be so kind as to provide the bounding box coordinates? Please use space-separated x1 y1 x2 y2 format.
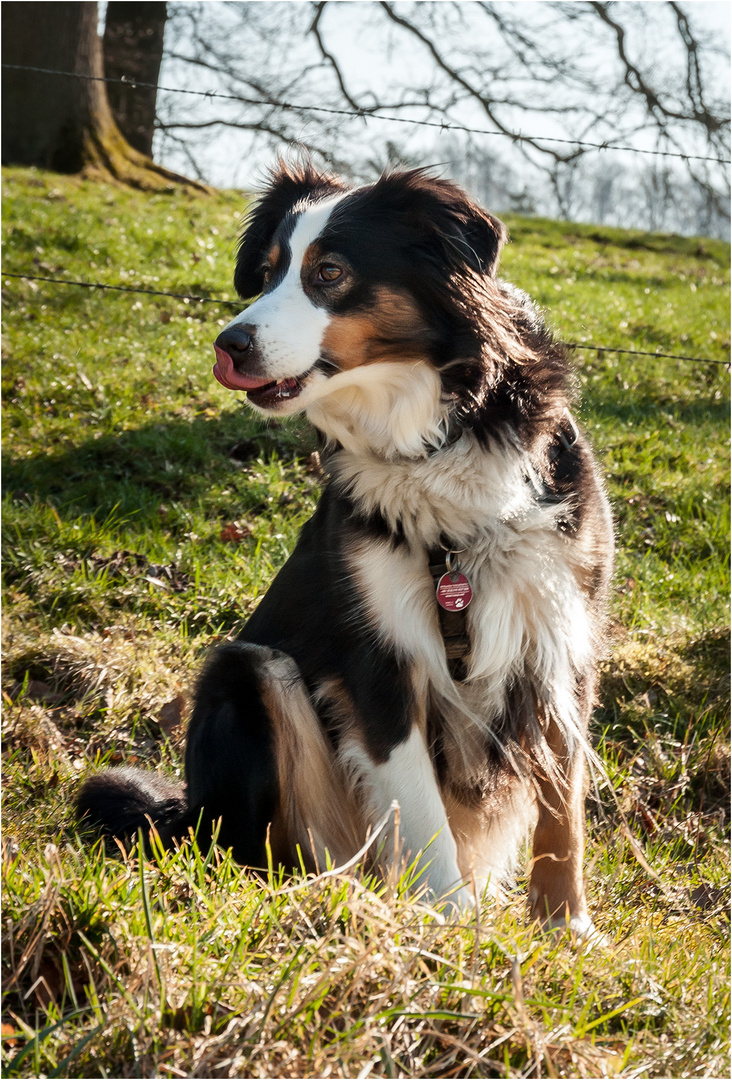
505 216 730 264
2 412 317 526
3 391 725 538
598 626 730 733
581 396 729 430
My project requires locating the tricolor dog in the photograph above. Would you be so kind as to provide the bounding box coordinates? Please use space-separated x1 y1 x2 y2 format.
79 162 613 933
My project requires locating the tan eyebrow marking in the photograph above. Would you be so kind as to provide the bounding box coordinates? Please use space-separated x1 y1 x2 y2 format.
302 240 325 275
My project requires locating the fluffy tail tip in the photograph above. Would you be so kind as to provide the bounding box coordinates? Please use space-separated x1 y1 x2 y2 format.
76 766 187 849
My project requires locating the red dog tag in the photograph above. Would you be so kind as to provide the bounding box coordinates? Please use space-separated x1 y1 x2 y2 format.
436 572 473 611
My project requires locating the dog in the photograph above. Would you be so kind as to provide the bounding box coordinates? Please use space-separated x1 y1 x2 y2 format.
78 161 613 932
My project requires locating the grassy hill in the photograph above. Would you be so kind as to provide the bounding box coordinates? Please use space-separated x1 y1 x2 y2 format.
2 166 729 1078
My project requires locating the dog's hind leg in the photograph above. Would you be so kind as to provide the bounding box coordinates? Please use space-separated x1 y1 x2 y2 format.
187 642 363 871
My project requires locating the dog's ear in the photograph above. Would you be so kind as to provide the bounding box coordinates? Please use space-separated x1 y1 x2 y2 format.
235 160 347 298
424 176 507 279
457 205 507 279
366 170 507 279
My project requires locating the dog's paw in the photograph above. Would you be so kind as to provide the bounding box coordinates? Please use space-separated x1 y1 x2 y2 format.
419 883 474 920
442 884 475 913
544 912 608 950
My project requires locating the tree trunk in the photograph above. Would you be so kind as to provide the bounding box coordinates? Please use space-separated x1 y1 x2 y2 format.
2 1 206 192
103 2 167 157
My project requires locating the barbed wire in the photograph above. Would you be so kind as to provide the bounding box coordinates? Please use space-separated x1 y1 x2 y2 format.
4 271 728 367
566 342 727 366
3 62 730 166
2 271 240 307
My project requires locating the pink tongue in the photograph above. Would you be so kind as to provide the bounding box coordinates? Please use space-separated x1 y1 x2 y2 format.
212 346 274 392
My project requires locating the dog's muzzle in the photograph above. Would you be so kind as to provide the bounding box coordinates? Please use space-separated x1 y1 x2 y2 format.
213 325 272 391
212 326 307 407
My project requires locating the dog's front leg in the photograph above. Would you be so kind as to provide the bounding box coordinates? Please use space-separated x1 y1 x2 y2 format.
529 716 593 936
345 725 471 909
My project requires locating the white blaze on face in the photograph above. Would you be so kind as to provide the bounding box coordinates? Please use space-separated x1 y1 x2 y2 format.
218 189 447 452
224 193 348 384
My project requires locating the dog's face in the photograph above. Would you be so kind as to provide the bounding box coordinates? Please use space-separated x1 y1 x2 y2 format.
214 162 507 427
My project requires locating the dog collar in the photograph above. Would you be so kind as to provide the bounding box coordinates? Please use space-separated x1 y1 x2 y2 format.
428 545 472 682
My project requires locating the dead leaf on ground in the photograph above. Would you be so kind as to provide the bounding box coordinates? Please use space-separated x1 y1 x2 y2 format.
157 694 187 736
689 883 729 915
27 958 62 1010
220 521 253 543
306 450 323 476
9 679 64 705
143 563 191 592
1 1021 20 1048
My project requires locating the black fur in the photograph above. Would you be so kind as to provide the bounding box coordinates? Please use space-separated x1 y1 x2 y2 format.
76 767 190 851
183 644 280 865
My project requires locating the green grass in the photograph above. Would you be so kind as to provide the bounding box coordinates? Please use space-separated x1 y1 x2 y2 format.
2 165 730 1078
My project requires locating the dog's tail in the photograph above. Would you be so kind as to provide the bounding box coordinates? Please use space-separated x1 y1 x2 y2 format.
76 767 198 853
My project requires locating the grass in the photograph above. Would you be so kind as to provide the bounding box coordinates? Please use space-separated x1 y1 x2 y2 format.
2 165 730 1078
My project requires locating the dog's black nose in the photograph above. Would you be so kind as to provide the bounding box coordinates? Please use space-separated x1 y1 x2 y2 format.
215 325 256 365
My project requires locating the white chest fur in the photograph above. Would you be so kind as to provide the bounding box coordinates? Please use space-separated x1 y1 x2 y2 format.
339 436 594 751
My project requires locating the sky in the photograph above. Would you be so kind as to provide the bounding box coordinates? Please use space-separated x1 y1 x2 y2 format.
145 2 729 191
100 1 730 232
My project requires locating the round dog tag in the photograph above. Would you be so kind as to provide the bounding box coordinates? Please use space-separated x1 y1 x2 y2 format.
436 572 473 611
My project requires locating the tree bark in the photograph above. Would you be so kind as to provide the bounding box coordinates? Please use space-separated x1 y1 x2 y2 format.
103 2 167 157
2 1 206 192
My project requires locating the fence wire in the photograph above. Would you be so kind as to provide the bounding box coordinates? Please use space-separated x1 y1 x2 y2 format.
3 60 728 371
3 62 730 166
3 271 728 368
2 271 239 307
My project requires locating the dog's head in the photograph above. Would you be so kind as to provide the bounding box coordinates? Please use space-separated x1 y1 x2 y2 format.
213 160 511 453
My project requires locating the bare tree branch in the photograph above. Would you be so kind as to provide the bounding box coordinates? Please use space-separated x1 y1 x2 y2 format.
378 0 572 164
590 1 727 134
156 0 729 235
310 1 368 114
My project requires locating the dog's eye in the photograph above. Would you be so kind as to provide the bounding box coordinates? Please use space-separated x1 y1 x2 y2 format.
261 266 272 284
317 264 342 283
